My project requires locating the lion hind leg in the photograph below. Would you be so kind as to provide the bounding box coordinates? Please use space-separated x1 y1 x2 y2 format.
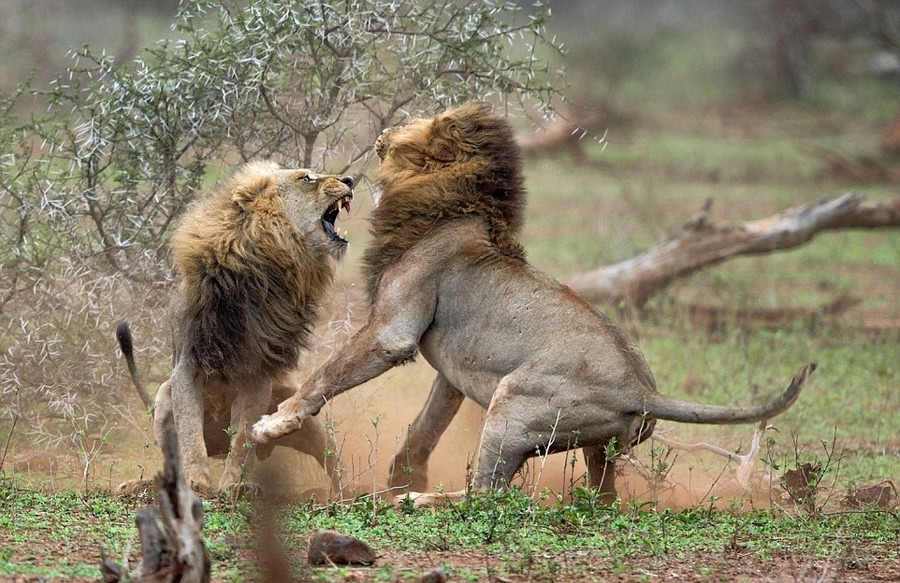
389 373 465 493
472 428 529 492
170 361 213 495
152 380 173 447
583 444 618 504
218 379 273 493
472 399 533 491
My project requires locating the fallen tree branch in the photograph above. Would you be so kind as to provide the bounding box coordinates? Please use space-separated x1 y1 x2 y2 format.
565 193 900 308
652 421 770 492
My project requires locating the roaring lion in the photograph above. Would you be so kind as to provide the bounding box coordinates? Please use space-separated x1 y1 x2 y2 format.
118 161 353 496
251 104 815 501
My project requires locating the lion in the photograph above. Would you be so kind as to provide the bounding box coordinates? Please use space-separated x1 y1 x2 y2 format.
118 161 353 496
251 103 815 502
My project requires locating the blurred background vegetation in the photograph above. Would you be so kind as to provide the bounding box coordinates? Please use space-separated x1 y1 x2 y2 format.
0 0 898 503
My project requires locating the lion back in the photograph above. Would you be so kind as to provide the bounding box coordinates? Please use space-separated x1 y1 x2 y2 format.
169 167 334 381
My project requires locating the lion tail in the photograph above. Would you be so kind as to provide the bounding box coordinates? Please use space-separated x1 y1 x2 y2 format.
115 321 154 411
640 362 816 425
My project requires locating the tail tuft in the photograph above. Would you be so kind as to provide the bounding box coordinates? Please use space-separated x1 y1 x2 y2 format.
797 362 817 382
116 321 134 357
115 321 154 411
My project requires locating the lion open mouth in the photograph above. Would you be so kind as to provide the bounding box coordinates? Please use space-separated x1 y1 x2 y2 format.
322 195 352 244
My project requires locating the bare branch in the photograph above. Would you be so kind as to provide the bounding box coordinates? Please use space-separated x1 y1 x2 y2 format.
565 193 900 308
653 421 770 492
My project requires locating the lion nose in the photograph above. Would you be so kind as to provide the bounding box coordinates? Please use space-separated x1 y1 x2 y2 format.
339 176 354 188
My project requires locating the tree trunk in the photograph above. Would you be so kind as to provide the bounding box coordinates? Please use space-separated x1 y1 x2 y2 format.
564 193 900 308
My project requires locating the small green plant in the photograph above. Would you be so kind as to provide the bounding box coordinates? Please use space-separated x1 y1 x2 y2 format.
778 429 843 516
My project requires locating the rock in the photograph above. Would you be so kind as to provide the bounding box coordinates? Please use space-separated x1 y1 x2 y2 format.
842 481 898 510
307 530 376 566
115 479 155 498
418 568 449 582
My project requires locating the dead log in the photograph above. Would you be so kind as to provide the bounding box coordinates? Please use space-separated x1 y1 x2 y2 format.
135 414 210 583
565 193 900 309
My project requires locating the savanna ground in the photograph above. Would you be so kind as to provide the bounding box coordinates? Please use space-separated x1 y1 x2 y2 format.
2 2 900 581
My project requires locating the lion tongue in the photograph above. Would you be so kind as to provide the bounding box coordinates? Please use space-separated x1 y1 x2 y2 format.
322 217 347 244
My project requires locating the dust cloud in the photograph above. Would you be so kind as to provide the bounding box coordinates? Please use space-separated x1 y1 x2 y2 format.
254 355 778 511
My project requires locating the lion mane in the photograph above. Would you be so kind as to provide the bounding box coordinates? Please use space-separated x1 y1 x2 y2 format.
170 161 336 381
362 102 527 298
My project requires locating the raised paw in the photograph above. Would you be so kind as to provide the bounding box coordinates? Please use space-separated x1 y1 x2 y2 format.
251 413 301 444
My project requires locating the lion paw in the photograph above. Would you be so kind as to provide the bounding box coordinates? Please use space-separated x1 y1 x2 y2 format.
219 481 265 500
251 413 300 443
393 490 466 509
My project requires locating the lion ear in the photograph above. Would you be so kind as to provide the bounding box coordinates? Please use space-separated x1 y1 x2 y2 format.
232 175 275 210
426 136 457 162
429 103 493 160
427 117 469 162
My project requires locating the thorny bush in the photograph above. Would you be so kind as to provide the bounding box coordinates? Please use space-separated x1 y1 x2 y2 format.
0 0 561 455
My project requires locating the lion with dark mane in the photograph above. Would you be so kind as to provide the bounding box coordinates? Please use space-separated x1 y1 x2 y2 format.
119 161 352 496
252 104 815 501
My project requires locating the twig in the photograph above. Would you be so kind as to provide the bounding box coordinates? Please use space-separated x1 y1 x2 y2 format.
0 411 19 473
651 421 771 492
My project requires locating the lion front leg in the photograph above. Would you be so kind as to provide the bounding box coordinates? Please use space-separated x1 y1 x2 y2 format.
252 315 425 444
389 373 465 493
170 361 213 495
218 379 273 494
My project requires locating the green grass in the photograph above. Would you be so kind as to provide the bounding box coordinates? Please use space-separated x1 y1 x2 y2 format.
1 481 898 581
633 322 900 486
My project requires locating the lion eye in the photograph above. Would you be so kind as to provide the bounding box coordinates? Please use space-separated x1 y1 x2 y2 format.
299 173 318 183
